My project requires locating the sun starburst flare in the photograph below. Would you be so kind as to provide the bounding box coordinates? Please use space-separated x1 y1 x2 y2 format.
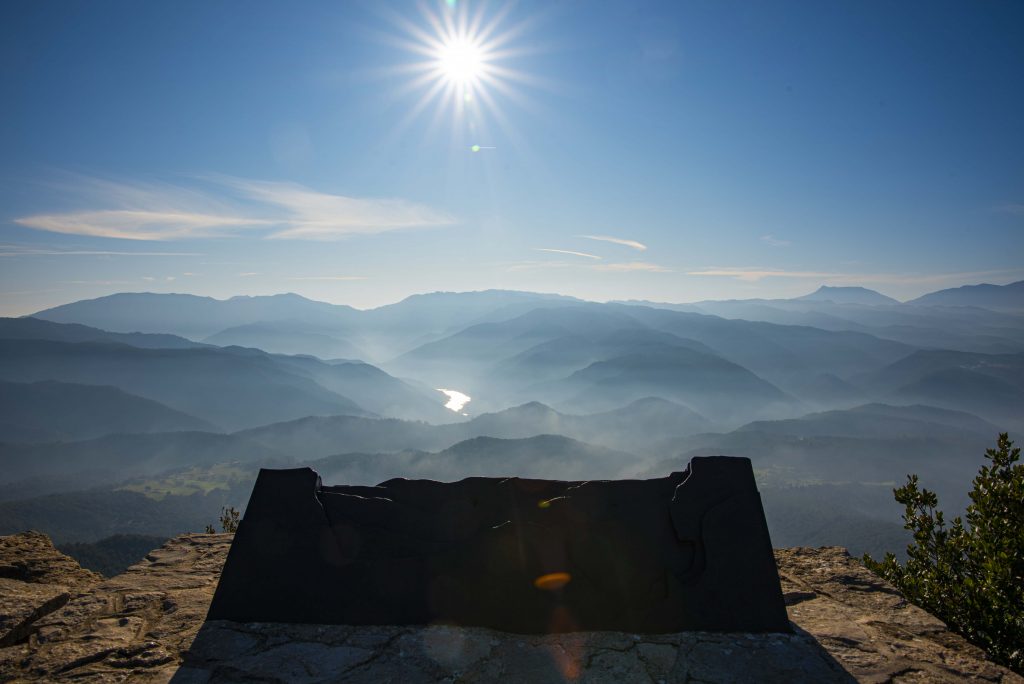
375 0 542 146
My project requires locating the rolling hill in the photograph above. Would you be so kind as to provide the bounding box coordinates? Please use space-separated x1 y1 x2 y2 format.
907 280 1024 310
310 433 637 485
0 380 215 442
0 317 204 349
542 345 793 420
203 321 366 360
32 292 359 340
0 339 367 431
0 431 284 500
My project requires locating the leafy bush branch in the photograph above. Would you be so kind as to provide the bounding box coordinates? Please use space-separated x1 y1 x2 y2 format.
204 506 240 534
864 433 1023 673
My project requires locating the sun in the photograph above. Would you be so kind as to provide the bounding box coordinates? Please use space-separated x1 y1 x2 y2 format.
385 1 533 107
436 37 486 87
377 1 541 151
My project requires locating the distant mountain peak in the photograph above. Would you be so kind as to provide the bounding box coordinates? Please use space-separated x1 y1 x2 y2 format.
908 280 1024 310
796 286 898 305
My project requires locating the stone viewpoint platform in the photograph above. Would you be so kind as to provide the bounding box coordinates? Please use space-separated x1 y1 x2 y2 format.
0 532 1019 683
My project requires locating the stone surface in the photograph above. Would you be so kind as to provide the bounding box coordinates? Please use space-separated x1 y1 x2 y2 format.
0 531 100 648
775 546 1018 683
209 459 788 633
1 532 229 683
0 533 1019 683
0 531 101 588
0 578 71 648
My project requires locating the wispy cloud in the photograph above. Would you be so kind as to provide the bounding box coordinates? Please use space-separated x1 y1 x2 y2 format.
533 248 602 260
13 175 455 242
0 244 203 257
687 266 1024 286
286 275 368 281
760 234 790 247
577 234 647 251
237 272 261 277
217 177 455 240
507 259 671 273
61 280 133 286
0 288 66 296
688 268 835 282
594 261 672 272
505 260 576 272
993 203 1024 215
15 210 265 241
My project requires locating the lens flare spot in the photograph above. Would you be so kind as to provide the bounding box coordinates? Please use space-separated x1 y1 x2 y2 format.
471 145 481 153
534 572 572 591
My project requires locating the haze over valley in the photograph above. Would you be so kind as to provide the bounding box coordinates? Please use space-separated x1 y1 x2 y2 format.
0 282 1020 565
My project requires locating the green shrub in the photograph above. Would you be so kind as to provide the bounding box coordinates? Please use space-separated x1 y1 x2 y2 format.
864 433 1023 673
205 506 240 534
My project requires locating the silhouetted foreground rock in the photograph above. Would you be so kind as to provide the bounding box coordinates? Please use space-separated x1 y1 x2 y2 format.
208 457 789 633
0 532 1020 681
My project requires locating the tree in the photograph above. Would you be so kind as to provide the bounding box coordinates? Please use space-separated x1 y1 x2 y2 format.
864 433 1023 673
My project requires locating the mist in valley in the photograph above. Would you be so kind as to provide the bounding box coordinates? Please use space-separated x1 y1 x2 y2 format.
0 284 1020 564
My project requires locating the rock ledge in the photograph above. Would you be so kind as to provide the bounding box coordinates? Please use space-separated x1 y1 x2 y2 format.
0 532 1019 683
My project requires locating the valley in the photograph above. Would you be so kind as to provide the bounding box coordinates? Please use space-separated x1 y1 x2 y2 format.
1 283 1020 566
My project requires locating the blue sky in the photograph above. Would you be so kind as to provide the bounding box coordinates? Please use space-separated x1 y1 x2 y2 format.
2 0 1022 315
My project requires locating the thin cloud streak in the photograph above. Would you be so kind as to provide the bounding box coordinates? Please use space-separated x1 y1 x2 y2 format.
687 266 1024 286
217 177 456 240
688 268 837 282
286 275 368 281
0 246 203 257
577 234 647 251
594 261 671 272
13 175 455 242
760 234 791 247
1 288 66 296
15 210 267 241
505 259 575 272
506 259 670 273
533 248 602 260
60 280 133 285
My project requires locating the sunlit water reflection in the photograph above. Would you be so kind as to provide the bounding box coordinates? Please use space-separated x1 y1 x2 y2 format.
437 388 471 415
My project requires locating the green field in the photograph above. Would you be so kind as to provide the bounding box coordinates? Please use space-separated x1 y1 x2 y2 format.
118 463 255 500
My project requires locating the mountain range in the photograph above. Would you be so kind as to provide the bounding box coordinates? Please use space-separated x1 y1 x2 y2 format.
0 281 1020 560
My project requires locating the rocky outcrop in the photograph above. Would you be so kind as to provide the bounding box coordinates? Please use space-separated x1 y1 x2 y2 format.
0 532 229 683
0 531 100 649
0 532 1019 683
775 547 1019 683
0 531 101 588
